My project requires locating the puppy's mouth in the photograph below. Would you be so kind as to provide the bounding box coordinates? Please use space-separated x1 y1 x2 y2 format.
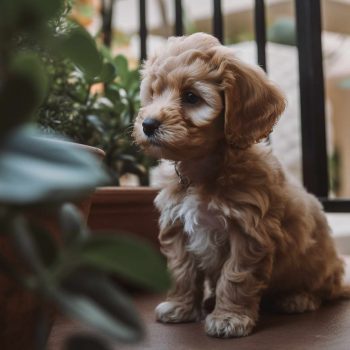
144 132 179 158
147 135 163 147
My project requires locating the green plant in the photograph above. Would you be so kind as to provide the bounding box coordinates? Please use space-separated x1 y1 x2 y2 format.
35 6 156 186
37 49 156 185
0 1 169 349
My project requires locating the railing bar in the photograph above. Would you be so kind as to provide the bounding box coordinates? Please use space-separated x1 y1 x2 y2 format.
295 0 329 196
213 0 223 43
174 0 183 36
254 0 270 144
320 199 350 213
254 0 267 72
139 0 147 61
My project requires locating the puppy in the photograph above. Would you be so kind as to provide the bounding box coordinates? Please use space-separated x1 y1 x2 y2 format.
133 33 348 338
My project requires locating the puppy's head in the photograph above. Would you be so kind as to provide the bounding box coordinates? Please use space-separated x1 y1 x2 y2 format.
133 33 285 160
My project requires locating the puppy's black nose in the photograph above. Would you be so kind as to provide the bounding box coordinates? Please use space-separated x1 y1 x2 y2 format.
142 118 160 137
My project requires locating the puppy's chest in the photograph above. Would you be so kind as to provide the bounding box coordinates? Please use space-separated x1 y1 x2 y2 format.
160 190 230 270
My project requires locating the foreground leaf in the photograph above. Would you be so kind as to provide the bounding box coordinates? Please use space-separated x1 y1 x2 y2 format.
0 52 48 133
59 203 89 244
29 223 58 267
114 55 129 84
97 63 117 84
9 214 47 277
0 74 38 133
11 52 49 105
59 25 103 79
0 0 64 31
0 126 110 205
51 270 143 343
77 235 170 292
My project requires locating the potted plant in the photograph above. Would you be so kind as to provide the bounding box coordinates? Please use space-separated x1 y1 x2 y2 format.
35 2 160 245
0 1 168 349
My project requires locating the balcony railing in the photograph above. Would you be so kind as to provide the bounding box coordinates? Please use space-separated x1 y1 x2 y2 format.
136 0 350 212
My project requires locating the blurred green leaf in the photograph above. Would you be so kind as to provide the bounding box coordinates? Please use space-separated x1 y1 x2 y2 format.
99 45 114 62
87 115 106 134
9 214 47 277
52 270 143 343
14 51 48 105
29 0 64 21
105 85 120 102
59 26 103 79
11 52 48 102
0 50 48 134
59 203 88 245
0 0 64 31
0 0 19 30
0 53 49 134
77 235 170 292
114 55 129 84
29 223 58 267
97 63 117 84
125 69 140 91
0 126 110 205
0 74 37 133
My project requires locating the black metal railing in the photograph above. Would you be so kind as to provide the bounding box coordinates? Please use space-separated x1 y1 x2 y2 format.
295 0 328 197
212 0 223 43
174 0 183 36
254 0 267 72
139 0 147 61
136 0 350 212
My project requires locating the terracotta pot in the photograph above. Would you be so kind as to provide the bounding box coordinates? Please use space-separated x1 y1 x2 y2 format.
0 214 58 350
72 143 106 220
88 187 160 247
0 143 105 350
46 141 106 222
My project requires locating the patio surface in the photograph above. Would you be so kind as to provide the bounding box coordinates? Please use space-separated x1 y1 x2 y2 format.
48 257 350 350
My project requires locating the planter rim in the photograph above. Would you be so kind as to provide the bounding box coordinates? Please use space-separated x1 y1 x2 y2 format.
41 137 106 159
92 186 159 204
73 143 105 159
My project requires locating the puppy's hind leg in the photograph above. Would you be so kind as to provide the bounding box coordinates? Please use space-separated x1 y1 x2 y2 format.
272 292 321 314
155 224 204 323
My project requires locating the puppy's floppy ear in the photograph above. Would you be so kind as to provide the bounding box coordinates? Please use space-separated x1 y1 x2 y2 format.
215 47 286 148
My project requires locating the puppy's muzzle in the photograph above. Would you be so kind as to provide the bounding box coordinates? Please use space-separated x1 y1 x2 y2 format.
142 118 161 137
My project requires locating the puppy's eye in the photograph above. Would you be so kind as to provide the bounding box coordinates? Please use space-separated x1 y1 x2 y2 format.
182 91 200 105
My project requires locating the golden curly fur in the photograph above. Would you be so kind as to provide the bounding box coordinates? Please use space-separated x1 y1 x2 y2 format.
133 33 348 338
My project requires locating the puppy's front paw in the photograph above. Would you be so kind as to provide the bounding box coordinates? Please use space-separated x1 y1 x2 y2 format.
205 312 255 338
155 301 200 323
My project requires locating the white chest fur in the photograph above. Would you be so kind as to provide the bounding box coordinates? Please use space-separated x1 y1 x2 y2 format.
156 188 230 271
